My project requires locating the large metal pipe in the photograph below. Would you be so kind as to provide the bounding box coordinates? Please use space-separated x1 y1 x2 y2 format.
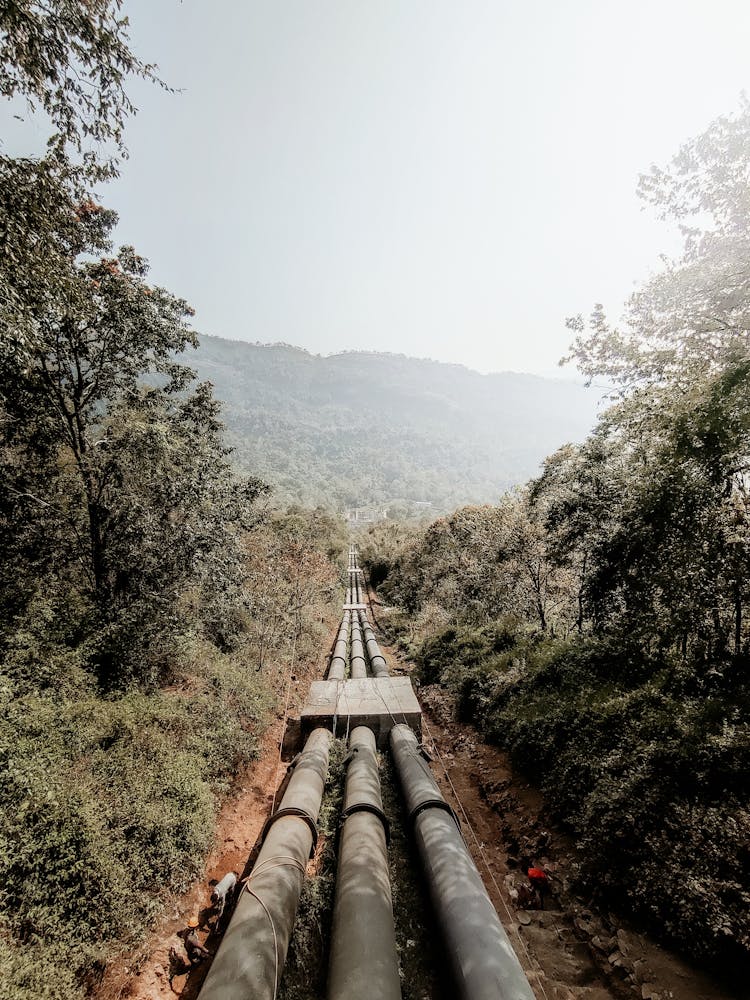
328 727 401 1000
359 611 388 677
349 613 368 679
199 728 332 1000
389 725 535 1000
328 611 350 681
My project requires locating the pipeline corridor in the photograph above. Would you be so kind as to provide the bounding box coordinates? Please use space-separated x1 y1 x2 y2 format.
198 545 535 1000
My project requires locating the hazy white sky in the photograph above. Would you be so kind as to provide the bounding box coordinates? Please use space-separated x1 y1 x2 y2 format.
10 1 750 375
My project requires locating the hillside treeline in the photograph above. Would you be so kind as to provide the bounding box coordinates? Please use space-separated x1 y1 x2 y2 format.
363 104 750 968
0 8 347 998
191 337 597 512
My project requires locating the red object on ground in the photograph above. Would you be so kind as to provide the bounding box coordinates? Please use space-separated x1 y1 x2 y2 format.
528 867 548 882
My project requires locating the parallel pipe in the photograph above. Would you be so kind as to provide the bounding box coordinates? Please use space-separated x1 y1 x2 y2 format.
359 611 388 677
198 728 332 1000
328 727 401 1000
389 725 535 1000
349 613 368 679
328 611 350 681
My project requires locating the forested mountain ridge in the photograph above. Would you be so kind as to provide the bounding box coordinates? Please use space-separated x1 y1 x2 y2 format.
189 337 600 510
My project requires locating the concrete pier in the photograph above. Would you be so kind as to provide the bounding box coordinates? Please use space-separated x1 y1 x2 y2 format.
301 677 421 748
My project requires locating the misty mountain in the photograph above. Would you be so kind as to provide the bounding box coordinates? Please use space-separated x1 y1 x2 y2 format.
189 336 601 512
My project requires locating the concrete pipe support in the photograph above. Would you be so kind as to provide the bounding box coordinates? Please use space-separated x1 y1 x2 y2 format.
198 727 332 1000
328 726 401 1000
389 725 535 1000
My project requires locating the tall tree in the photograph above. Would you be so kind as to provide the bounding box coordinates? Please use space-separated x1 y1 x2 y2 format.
559 101 750 657
1 213 267 686
0 0 158 170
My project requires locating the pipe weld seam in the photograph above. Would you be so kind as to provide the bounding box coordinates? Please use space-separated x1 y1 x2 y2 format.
261 806 320 855
408 798 462 835
242 854 307 886
339 801 391 845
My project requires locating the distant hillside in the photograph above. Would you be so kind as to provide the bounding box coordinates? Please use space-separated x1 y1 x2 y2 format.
189 337 601 511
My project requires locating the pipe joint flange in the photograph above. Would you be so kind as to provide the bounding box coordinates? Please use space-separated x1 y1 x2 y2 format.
261 806 319 856
409 798 461 835
340 801 391 845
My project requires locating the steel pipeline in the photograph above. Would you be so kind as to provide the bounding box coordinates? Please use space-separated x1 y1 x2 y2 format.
328 611 350 681
198 727 331 1000
349 612 368 679
358 610 389 677
327 726 401 1000
389 724 535 1000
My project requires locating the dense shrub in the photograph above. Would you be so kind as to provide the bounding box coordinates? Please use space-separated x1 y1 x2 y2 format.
0 642 270 997
413 619 521 686
414 625 750 964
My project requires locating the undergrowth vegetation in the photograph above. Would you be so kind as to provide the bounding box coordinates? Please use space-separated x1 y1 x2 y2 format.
404 623 750 965
0 646 268 1000
0 507 345 1000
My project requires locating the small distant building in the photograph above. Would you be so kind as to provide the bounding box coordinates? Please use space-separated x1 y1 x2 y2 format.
344 506 388 523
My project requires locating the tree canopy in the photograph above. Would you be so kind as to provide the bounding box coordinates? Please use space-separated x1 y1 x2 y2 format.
0 0 158 171
365 102 750 965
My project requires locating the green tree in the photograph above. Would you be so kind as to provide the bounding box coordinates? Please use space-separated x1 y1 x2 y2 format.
561 100 750 657
0 0 158 170
1 2 161 350
1 216 266 686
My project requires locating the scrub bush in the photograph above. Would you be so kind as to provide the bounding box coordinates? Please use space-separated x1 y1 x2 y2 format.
414 625 750 965
0 645 269 997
